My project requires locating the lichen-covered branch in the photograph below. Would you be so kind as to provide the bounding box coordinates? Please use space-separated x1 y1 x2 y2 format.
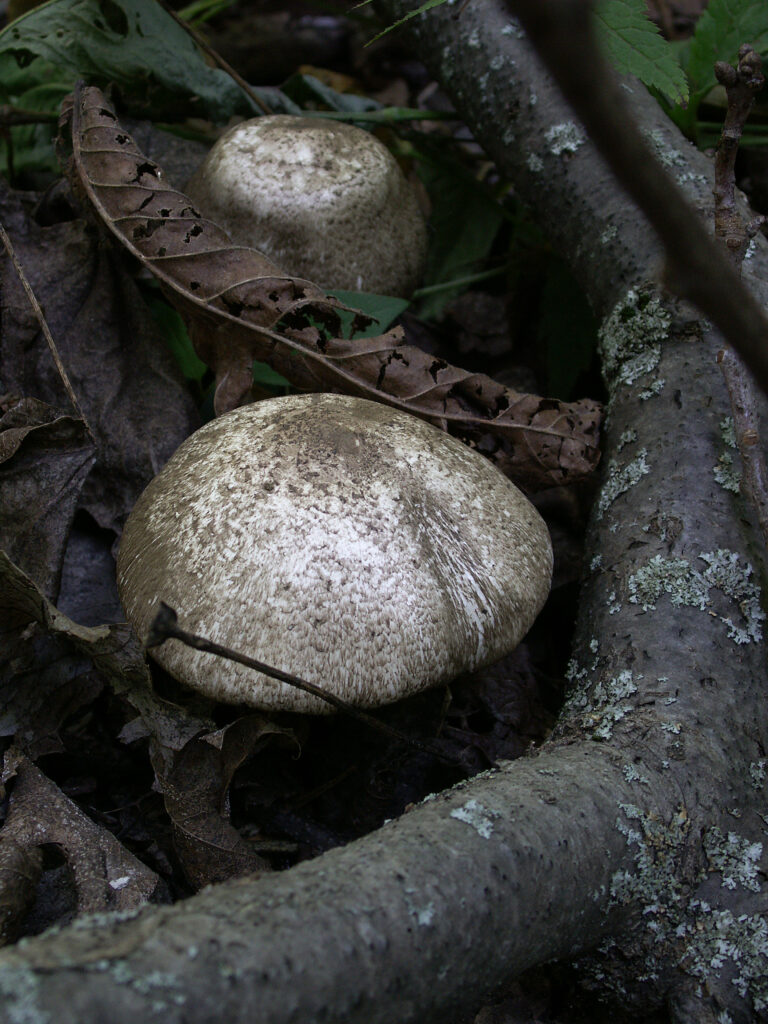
0 2 766 1022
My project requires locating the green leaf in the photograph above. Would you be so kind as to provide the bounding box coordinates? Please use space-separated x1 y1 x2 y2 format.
687 0 768 99
410 140 505 320
252 361 291 389
595 0 688 105
0 55 70 185
0 0 278 121
281 73 382 114
143 294 208 383
327 291 410 337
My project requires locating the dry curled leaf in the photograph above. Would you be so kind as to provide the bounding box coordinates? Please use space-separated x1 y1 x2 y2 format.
61 84 601 492
0 747 161 934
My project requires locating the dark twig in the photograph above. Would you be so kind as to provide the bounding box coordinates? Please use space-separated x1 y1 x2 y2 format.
156 0 273 116
0 224 96 444
712 46 768 548
147 603 469 768
0 106 59 128
504 0 768 398
713 46 765 267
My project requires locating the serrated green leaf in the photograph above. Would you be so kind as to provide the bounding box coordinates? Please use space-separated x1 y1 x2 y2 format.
0 0 289 121
687 0 768 99
595 0 688 105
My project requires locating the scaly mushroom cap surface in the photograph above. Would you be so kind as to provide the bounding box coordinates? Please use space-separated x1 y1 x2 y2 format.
185 115 428 297
117 394 553 713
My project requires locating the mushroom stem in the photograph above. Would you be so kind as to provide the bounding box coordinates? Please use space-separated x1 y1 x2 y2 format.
147 603 470 768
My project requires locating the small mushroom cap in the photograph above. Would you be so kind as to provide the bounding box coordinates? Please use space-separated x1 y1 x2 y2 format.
186 116 428 297
117 394 552 714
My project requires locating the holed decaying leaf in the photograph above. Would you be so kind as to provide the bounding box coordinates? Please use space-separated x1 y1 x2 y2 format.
62 84 601 492
0 746 161 937
0 396 95 601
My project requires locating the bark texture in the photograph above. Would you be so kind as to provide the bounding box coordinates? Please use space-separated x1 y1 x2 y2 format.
1 2 767 1021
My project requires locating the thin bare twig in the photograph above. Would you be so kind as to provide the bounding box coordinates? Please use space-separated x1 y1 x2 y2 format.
504 0 768 398
712 45 768 548
713 46 765 267
146 603 470 768
0 224 96 444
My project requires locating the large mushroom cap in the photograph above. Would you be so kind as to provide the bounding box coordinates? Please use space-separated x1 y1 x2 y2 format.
117 394 552 713
185 115 428 297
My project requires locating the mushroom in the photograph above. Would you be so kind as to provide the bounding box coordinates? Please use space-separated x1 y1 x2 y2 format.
185 115 428 297
117 394 552 714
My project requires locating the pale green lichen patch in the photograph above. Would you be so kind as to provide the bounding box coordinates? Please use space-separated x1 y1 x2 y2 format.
449 798 500 838
565 667 639 740
680 903 768 1011
93 959 187 1011
704 827 763 891
501 18 525 38
610 803 689 910
544 121 585 155
627 550 764 644
617 428 637 452
526 153 543 173
0 967 50 1024
750 760 767 789
403 888 436 927
660 721 682 734
714 417 740 493
598 288 671 389
721 417 737 449
642 127 709 189
623 764 650 785
713 453 739 493
596 449 650 519
639 378 665 401
604 805 768 1012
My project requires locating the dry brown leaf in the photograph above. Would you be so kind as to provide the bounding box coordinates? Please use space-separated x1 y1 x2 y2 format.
61 84 601 492
157 716 295 889
0 747 160 931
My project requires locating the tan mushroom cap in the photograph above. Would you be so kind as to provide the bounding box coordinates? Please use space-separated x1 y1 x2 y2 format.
185 115 428 297
117 394 552 714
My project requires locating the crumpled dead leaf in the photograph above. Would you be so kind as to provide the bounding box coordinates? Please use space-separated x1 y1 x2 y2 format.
0 396 95 601
0 552 279 889
61 84 601 492
160 716 296 889
0 746 161 945
0 178 199 534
